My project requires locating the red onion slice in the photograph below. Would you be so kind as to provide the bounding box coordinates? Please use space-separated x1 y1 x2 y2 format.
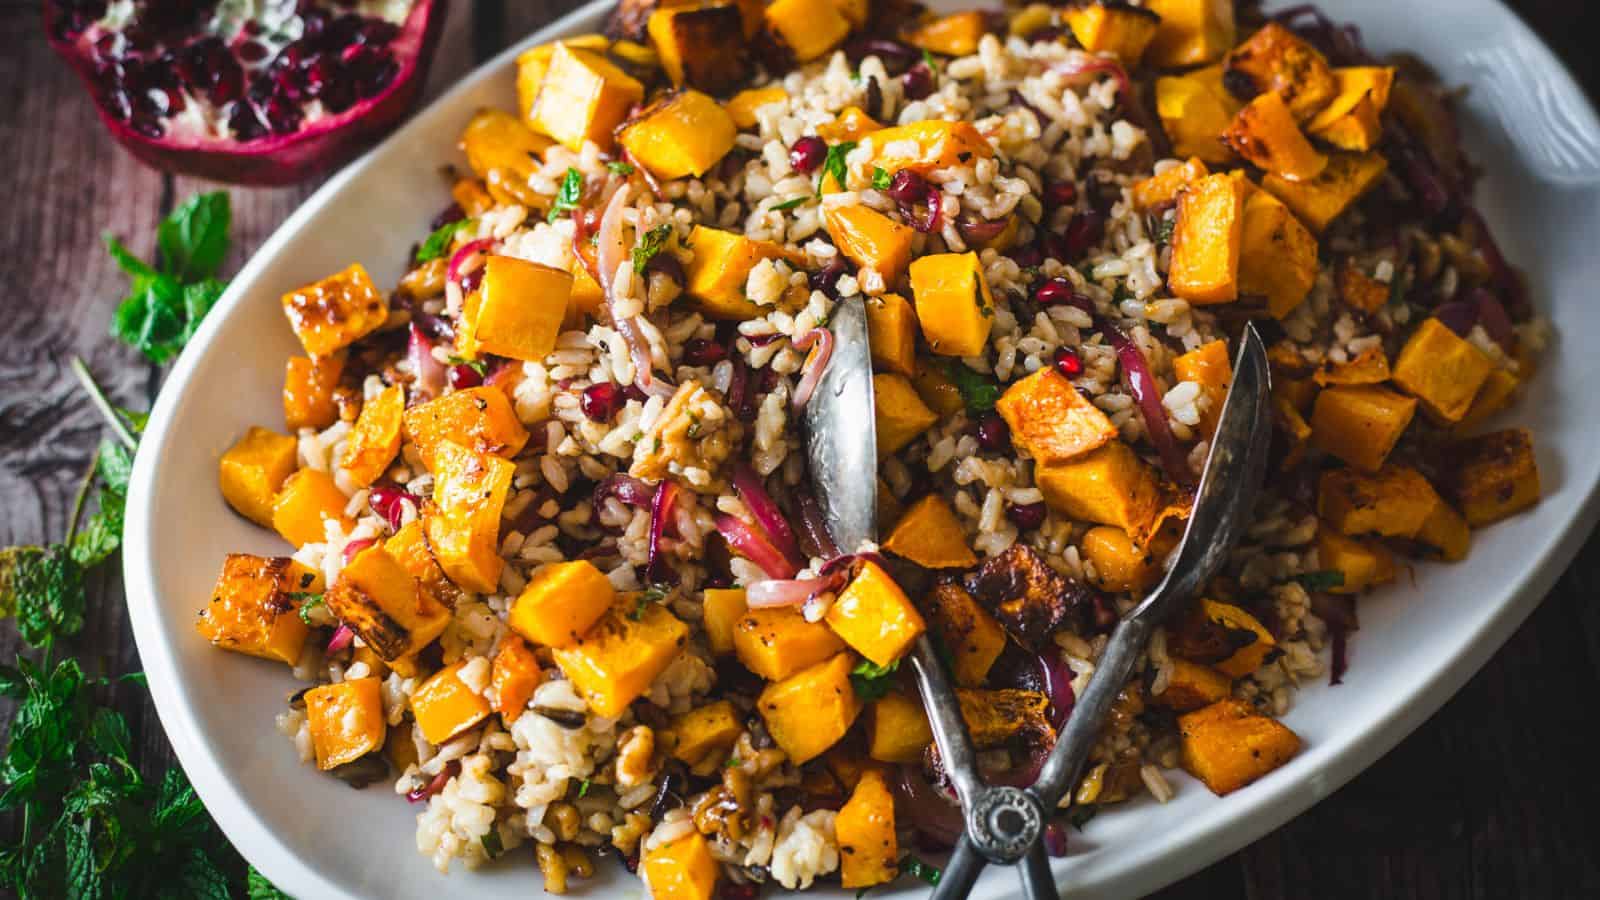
746 576 837 608
326 624 355 655
596 184 674 399
406 760 460 803
1468 287 1515 351
342 537 377 565
1038 648 1076 731
407 323 447 401
789 328 834 414
1101 320 1194 486
1051 56 1132 102
730 463 804 569
957 216 1010 245
646 479 680 584
446 238 494 286
594 473 655 510
1433 300 1478 337
714 513 801 580
893 765 965 848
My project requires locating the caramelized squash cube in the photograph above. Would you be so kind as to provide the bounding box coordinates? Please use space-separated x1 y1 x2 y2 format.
764 0 851 62
882 494 976 570
1273 393 1314 470
1172 339 1232 438
1171 599 1276 678
1169 173 1248 304
281 263 389 357
909 358 966 419
411 661 494 745
757 653 862 764
1155 65 1241 164
423 440 515 594
1222 91 1328 182
283 352 345 431
868 121 994 176
824 204 915 286
509 560 617 648
531 43 645 152
817 106 882 143
872 373 939 457
1080 525 1164 593
305 677 386 770
702 587 746 656
1064 3 1161 62
1317 465 1442 540
1036 441 1163 535
1238 188 1318 318
868 691 933 764
1223 23 1337 121
734 605 847 681
1440 428 1541 527
644 831 720 900
1309 385 1416 472
271 469 352 548
1454 367 1519 434
668 700 743 765
218 426 299 527
458 256 573 363
726 86 788 129
646 6 750 94
1315 525 1397 594
1178 698 1301 795
684 225 789 320
909 251 994 357
385 520 465 611
460 107 553 182
996 367 1119 463
908 11 988 57
619 88 737 179
1151 658 1232 711
488 635 543 723
1132 157 1210 209
196 554 316 665
924 581 1007 687
515 36 611 128
340 383 404 488
1391 318 1494 424
825 560 926 667
1313 345 1390 387
956 688 1052 749
327 544 452 661
865 293 917 376
1307 67 1396 152
1145 0 1236 68
837 768 899 889
552 596 689 718
1261 150 1388 233
402 385 530 470
1415 500 1471 562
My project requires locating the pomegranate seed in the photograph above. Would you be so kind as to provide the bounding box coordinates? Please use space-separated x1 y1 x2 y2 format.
1009 243 1044 268
886 169 931 205
1060 211 1105 261
236 39 269 64
447 363 482 389
902 62 935 100
682 338 727 366
789 136 827 173
1032 277 1074 306
1008 502 1047 530
976 413 1011 451
1043 181 1077 208
430 202 464 231
622 383 648 403
758 368 779 392
809 259 850 300
581 383 622 421
368 484 417 531
1053 347 1083 378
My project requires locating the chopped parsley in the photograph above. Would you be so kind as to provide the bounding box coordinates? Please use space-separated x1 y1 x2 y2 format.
871 166 892 190
902 854 942 886
415 217 473 263
849 658 900 701
480 830 504 858
547 167 584 223
1294 570 1347 592
631 224 674 275
921 48 940 73
771 196 808 211
628 587 666 621
725 756 742 769
818 140 857 197
446 355 488 376
578 779 592 797
606 160 636 175
291 592 325 625
945 361 1002 413
1153 215 1176 247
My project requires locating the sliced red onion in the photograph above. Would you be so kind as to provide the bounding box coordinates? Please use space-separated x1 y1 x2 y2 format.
1465 208 1528 318
730 463 804 567
893 766 965 848
714 513 800 580
1038 648 1076 732
646 480 681 584
1051 56 1132 102
1433 301 1478 337
406 760 460 803
446 238 494 286
342 537 377 565
621 147 663 199
816 551 889 578
1043 821 1070 857
789 328 834 414
407 323 447 401
326 624 355 655
795 491 840 561
746 576 836 608
596 184 675 399
1101 320 1194 485
956 216 1010 245
727 354 755 420
594 473 655 510
1309 592 1357 685
1467 287 1515 350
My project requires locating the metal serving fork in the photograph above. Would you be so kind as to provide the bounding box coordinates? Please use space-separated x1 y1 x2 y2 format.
806 299 1273 899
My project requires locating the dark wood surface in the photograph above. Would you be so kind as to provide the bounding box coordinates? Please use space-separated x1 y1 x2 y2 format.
3 1 1598 897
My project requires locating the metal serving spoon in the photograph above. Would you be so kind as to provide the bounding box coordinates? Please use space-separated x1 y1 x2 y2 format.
805 301 1273 898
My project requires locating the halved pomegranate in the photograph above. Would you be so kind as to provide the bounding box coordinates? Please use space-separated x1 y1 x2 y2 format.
43 0 449 185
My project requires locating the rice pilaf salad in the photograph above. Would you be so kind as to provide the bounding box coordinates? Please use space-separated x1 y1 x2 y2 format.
198 0 1548 895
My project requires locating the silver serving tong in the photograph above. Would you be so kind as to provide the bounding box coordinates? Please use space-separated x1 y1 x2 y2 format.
805 301 1273 899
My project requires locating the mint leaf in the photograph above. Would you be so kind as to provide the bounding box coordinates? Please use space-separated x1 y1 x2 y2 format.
631 224 674 275
848 658 899 701
818 140 857 196
158 191 231 282
548 167 584 223
415 218 473 263
1294 570 1346 592
871 166 891 190
294 593 326 625
944 362 1001 413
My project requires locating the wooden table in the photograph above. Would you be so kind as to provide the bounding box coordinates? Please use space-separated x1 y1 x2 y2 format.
4 1 1598 896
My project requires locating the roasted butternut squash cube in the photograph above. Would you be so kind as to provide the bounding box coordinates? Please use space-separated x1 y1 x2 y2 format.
1155 65 1240 164
619 89 737 179
996 367 1119 464
1223 23 1337 121
1454 367 1519 434
909 359 966 420
509 560 617 648
452 175 495 217
825 204 915 286
956 688 1052 749
817 106 882 143
1064 3 1160 62
668 700 743 765
1391 318 1494 424
411 661 494 745
882 494 976 569
1080 525 1164 593
1315 525 1396 594
924 581 1006 686
1169 173 1248 304
1313 346 1389 387
339 383 404 488
702 587 746 656
458 256 573 363
909 251 994 357
837 768 899 889
829 0 868 29
1036 441 1163 535
488 635 543 723
281 263 389 357
873 373 939 458
1441 428 1541 527
1222 91 1328 182
868 691 933 764
305 677 385 770
515 36 611 128
1309 385 1416 472
733 605 847 681
826 560 926 667
402 385 530 470
825 745 884 793
764 0 851 62
865 294 917 376
1238 188 1318 319
327 544 452 661
1317 465 1442 539
1169 599 1276 678
646 6 750 94
531 43 645 152
1307 67 1395 151
726 86 787 129
386 520 465 611
196 554 316 665
757 652 862 764
1152 658 1232 711
1133 157 1210 209
460 107 553 184
1178 699 1300 795
867 121 994 175
1145 0 1236 68
219 426 298 527
283 352 345 431
1261 150 1387 233
552 596 689 718
423 439 515 594
684 226 789 320
271 469 352 548
1171 339 1232 439
644 830 719 900
908 11 987 57
1415 500 1471 562
1273 393 1314 470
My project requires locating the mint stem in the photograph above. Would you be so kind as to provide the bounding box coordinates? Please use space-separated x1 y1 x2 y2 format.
71 356 138 450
